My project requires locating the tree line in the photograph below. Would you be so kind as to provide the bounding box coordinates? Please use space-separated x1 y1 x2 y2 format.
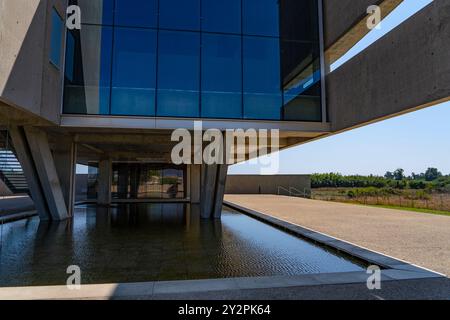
311 168 450 191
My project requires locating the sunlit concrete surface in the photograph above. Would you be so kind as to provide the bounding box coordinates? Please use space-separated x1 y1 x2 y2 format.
225 195 450 276
0 275 448 300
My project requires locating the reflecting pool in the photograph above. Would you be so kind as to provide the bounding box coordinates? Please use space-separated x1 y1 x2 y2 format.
0 204 366 287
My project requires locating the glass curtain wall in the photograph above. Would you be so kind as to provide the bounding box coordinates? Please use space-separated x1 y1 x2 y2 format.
64 0 323 121
111 163 185 200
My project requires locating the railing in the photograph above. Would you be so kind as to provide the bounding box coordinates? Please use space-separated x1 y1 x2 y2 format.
277 186 311 199
0 131 28 194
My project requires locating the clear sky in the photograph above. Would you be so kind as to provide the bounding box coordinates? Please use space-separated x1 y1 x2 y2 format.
230 0 449 177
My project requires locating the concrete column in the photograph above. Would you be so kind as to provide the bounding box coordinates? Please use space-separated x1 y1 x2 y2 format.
200 164 217 219
200 164 228 219
117 164 128 199
23 127 69 221
212 164 228 219
97 159 112 205
9 126 50 220
54 140 77 217
130 165 140 199
189 164 201 204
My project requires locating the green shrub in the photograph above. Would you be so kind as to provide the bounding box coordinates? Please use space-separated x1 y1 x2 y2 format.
409 180 427 189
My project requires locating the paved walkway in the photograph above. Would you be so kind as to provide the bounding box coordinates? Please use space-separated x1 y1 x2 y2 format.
225 195 450 276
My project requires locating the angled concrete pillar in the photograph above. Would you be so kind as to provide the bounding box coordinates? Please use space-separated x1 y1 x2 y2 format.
212 164 228 219
189 164 201 204
0 178 12 196
200 164 228 219
8 126 51 221
200 164 217 219
54 140 77 217
24 127 69 221
97 159 112 205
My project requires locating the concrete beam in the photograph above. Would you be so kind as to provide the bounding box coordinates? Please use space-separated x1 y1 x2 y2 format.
8 126 50 220
327 0 450 132
74 134 174 145
324 0 403 65
24 127 69 220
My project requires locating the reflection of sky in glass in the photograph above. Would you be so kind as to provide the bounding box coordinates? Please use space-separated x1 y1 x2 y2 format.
64 0 323 121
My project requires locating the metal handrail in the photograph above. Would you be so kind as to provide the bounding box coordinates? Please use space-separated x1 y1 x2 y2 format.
277 186 290 196
277 186 311 198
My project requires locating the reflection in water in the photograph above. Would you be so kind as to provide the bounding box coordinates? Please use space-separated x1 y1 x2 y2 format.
0 204 365 287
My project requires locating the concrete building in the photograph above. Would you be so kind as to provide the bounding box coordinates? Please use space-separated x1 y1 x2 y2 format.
0 0 448 221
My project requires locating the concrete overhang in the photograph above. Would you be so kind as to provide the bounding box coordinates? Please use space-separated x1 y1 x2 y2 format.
327 0 450 133
59 115 331 134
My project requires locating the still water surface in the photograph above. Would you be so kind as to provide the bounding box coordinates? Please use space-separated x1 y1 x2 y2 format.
0 204 365 286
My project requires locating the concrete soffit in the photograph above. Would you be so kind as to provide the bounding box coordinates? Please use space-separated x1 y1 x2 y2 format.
324 0 404 67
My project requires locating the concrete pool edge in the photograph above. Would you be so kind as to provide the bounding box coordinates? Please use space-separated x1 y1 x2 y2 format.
0 269 444 300
222 201 446 277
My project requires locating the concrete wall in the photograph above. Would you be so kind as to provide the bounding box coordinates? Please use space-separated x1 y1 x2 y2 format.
327 0 450 132
0 0 66 124
225 175 311 195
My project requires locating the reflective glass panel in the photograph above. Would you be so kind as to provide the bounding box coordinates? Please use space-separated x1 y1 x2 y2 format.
111 28 157 116
63 0 324 122
157 31 200 117
63 25 113 115
159 0 200 31
243 36 282 120
243 0 279 37
282 39 322 121
202 34 242 119
115 0 158 28
202 0 241 34
50 9 63 68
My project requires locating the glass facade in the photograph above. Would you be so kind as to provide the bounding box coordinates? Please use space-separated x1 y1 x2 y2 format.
86 162 185 200
64 0 323 121
111 163 185 200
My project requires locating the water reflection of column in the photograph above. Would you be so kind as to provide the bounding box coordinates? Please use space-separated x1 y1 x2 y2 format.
117 164 129 199
32 219 75 284
95 205 111 228
185 203 191 231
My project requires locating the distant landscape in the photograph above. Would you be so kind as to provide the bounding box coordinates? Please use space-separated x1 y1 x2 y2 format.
311 168 450 215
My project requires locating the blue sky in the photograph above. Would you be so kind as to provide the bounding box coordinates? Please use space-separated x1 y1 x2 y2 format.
230 0 449 176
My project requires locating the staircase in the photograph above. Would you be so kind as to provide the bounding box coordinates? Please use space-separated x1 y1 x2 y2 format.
0 131 29 194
